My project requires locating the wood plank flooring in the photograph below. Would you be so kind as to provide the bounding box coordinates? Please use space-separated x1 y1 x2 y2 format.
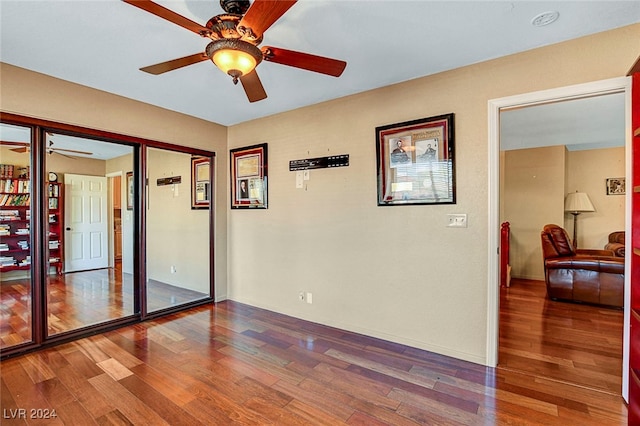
499 278 623 394
1 298 627 425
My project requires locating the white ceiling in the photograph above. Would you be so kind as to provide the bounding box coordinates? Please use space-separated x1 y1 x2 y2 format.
1 0 638 128
500 91 626 151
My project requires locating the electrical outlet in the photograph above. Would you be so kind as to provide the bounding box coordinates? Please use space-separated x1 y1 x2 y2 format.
298 292 305 301
170 265 176 274
306 292 313 304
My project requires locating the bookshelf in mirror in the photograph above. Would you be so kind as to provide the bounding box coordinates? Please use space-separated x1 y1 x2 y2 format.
0 164 31 272
48 181 63 274
0 164 64 274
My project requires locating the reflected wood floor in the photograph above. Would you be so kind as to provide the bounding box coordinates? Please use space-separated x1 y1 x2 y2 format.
499 278 623 394
1 300 627 425
1 264 207 347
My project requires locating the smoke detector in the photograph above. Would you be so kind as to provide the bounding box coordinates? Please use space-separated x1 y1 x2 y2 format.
531 11 560 27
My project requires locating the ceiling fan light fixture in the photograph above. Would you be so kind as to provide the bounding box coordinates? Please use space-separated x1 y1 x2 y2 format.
206 39 262 84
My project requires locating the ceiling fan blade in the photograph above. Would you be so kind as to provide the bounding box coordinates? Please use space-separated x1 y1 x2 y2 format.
262 47 346 77
9 147 29 153
51 151 76 160
140 53 208 75
0 140 29 145
50 147 93 156
240 70 267 103
239 0 296 39
122 0 209 35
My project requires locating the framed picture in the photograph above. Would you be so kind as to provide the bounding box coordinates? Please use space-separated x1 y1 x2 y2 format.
376 113 455 206
230 143 268 209
606 177 625 195
126 171 133 210
191 157 212 209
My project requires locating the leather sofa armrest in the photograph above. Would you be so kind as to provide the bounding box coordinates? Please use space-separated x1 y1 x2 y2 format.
604 243 625 257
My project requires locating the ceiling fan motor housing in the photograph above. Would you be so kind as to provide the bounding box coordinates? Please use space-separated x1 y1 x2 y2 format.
220 0 250 15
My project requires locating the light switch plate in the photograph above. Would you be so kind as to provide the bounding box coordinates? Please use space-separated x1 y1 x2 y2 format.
447 214 467 228
296 171 304 188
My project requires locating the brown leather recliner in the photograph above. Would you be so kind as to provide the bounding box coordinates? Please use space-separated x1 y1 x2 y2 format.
605 231 625 257
540 224 624 308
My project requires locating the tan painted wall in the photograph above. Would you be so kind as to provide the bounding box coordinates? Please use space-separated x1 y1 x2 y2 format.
0 64 229 300
565 147 626 248
227 24 639 363
502 146 566 280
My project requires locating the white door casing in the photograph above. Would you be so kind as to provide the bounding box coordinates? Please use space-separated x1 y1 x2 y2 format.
487 76 631 400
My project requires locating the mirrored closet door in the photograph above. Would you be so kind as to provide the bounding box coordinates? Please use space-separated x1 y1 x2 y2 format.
0 123 34 349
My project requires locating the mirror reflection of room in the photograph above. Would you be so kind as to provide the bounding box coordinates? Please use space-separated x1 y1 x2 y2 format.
42 133 135 335
0 123 34 348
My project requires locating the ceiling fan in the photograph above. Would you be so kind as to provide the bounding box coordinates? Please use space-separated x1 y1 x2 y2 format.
1 139 93 158
123 0 347 102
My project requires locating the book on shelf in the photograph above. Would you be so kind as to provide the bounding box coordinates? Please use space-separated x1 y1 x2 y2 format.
0 194 30 206
48 184 59 197
0 210 20 220
0 164 15 179
0 256 16 266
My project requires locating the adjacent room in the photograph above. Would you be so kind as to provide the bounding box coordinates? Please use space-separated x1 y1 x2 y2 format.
1 1 639 424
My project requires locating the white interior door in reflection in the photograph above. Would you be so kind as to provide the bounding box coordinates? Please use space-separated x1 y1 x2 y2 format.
64 173 108 272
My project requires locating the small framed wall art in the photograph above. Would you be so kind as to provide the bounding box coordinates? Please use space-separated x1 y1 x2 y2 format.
376 113 455 206
230 143 268 209
191 156 212 209
606 177 625 195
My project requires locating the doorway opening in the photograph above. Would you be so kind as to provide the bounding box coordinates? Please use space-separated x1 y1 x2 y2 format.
487 76 632 399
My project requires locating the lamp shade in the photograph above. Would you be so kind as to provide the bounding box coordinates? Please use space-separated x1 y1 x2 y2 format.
206 39 263 83
211 49 257 76
564 192 595 213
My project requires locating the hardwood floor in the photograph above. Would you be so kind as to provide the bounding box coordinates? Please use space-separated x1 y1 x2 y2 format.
1 299 627 425
499 278 623 394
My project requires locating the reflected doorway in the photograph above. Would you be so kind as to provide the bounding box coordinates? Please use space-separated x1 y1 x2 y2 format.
45 132 135 335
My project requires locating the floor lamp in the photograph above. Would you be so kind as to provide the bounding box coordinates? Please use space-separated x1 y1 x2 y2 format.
564 191 595 249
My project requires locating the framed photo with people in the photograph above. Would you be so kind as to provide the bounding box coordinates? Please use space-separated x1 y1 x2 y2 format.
376 113 455 206
230 143 268 209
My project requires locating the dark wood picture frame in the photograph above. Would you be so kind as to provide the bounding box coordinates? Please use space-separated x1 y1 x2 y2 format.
230 143 268 209
376 113 455 206
191 156 211 209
